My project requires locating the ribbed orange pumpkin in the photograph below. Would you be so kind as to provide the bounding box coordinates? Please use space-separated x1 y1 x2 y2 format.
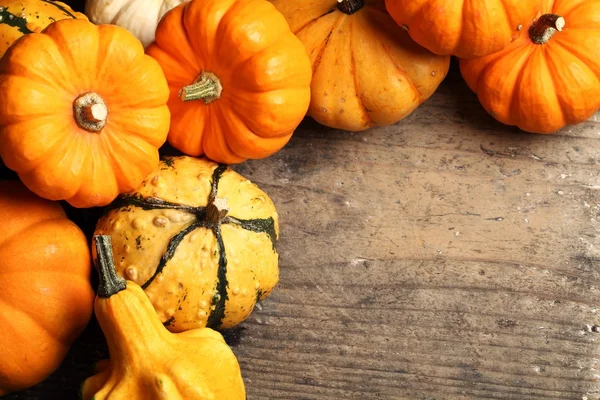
269 0 450 132
0 180 94 396
0 19 170 208
385 0 539 59
146 0 312 164
460 0 600 134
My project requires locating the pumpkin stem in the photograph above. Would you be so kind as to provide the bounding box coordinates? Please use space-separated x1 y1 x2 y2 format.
179 71 223 104
337 0 364 14
206 197 229 227
94 235 127 298
73 92 108 133
529 14 565 45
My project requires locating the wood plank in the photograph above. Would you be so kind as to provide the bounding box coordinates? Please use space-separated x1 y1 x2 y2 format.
228 67 600 400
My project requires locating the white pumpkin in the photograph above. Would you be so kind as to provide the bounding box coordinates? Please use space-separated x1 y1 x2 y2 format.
85 0 186 48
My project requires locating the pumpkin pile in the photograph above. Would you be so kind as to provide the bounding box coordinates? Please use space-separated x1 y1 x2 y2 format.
0 0 598 397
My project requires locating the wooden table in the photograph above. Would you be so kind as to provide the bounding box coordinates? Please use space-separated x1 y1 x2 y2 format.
3 54 600 399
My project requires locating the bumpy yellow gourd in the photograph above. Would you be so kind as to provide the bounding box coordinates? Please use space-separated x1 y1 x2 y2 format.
0 0 87 58
81 235 246 400
93 156 279 332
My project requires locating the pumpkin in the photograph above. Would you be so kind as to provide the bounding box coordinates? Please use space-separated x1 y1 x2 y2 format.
145 0 312 164
384 0 539 59
0 18 170 208
81 235 246 400
0 0 87 59
0 180 94 396
85 0 185 48
93 156 279 332
460 1 600 134
269 0 450 132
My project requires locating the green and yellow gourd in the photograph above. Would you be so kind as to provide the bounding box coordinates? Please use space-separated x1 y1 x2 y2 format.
0 0 87 58
93 156 279 332
81 235 246 400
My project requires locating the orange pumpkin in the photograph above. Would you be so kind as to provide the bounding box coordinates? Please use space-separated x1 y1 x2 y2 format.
460 0 600 134
269 0 450 132
385 0 539 59
146 0 312 164
0 180 94 396
0 19 170 208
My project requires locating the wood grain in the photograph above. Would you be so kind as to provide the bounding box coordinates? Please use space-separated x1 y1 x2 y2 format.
228 66 600 400
2 20 600 399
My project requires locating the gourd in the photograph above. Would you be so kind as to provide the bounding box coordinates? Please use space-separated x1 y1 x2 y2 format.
81 235 246 400
145 0 312 164
0 0 87 58
460 0 600 134
0 180 94 396
385 0 539 59
84 0 185 48
0 18 170 208
93 156 279 332
269 0 450 132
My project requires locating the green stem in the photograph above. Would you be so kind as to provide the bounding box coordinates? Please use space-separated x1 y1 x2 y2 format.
94 235 127 298
337 0 364 14
179 71 222 104
529 14 565 45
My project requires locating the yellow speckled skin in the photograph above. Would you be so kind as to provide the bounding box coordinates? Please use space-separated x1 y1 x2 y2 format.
0 0 87 58
93 156 279 332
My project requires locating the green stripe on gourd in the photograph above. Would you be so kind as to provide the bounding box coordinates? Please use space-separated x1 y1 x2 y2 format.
40 0 77 18
0 8 33 34
106 164 277 330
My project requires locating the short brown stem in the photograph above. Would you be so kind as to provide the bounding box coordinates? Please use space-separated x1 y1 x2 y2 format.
73 92 108 132
529 14 565 44
94 235 127 298
337 0 364 14
206 197 229 227
84 104 108 123
179 71 222 104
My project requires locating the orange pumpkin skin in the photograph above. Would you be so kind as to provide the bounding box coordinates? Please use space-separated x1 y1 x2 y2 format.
460 1 600 134
0 180 94 396
146 0 312 164
385 0 539 59
0 19 170 208
269 0 450 132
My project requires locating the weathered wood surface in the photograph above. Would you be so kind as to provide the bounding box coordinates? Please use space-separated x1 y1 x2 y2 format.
3 17 600 398
229 67 600 400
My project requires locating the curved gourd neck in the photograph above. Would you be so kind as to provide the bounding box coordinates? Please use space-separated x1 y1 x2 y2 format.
94 235 168 364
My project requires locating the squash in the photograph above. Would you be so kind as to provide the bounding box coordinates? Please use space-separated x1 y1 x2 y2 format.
0 0 87 59
145 0 312 164
0 180 94 396
385 0 539 59
460 0 600 134
0 18 170 208
81 235 246 400
93 156 279 332
84 0 185 48
269 0 450 132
